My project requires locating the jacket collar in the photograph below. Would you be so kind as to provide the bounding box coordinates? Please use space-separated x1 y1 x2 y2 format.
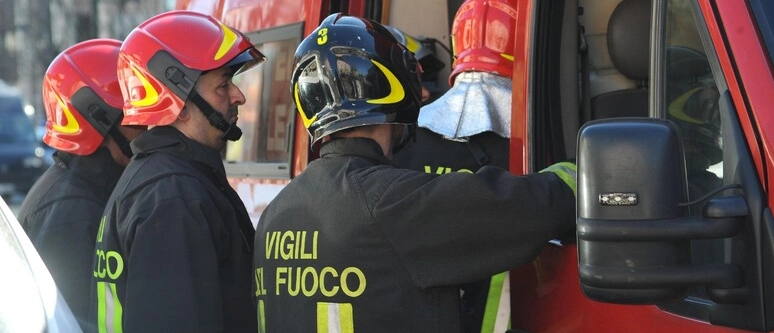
54 148 125 190
130 126 227 178
319 137 391 165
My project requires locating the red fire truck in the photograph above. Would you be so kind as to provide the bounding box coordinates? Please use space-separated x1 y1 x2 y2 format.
175 0 774 331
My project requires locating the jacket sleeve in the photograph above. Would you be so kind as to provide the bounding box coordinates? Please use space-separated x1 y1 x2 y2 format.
23 199 103 325
119 181 226 333
370 166 576 289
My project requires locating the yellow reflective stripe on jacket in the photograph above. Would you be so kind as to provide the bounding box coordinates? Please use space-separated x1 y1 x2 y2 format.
258 300 266 333
317 302 354 333
97 281 123 333
539 162 577 196
481 271 511 333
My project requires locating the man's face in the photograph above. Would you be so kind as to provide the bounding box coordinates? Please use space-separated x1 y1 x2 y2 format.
189 67 246 150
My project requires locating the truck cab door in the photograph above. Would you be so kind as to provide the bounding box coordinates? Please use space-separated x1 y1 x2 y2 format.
510 0 774 332
576 0 774 332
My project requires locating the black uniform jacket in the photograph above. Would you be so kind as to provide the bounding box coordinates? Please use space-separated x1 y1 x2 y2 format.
88 127 256 333
19 149 124 328
393 128 511 333
393 127 509 174
253 137 575 333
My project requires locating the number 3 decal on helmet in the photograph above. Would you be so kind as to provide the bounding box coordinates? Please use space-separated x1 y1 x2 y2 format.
317 28 328 45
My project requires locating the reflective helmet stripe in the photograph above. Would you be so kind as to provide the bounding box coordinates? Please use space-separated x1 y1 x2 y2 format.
128 64 160 108
294 82 317 129
669 87 705 124
215 22 238 61
366 60 406 105
403 34 420 53
52 92 81 134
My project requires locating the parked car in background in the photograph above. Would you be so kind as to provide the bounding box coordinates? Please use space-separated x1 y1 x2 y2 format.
0 195 83 332
35 117 56 167
0 88 47 202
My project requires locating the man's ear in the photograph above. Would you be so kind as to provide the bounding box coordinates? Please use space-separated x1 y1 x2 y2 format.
177 105 192 121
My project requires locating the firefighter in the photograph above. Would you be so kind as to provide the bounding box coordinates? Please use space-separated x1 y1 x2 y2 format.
668 81 722 198
87 10 265 333
383 24 446 104
665 46 722 199
253 13 576 333
391 0 519 331
17 38 144 329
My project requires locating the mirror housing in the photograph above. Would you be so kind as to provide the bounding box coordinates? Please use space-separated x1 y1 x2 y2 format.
577 118 744 304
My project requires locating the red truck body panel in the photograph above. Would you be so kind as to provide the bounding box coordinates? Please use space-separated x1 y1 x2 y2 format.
708 0 774 196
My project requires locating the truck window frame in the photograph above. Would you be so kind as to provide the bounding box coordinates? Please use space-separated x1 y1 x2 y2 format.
223 22 304 180
654 1 772 330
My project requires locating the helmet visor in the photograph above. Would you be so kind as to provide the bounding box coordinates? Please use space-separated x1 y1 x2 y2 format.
228 48 267 76
294 56 337 126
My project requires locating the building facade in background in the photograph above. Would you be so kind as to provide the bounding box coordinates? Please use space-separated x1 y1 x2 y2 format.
1 0 171 127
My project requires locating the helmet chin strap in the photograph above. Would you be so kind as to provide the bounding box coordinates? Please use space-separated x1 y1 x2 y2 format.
188 92 243 141
108 125 134 158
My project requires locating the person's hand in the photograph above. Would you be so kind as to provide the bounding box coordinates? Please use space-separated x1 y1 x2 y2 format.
540 162 577 196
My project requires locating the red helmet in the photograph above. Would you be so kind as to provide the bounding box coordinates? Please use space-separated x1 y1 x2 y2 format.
118 10 265 126
450 0 517 85
42 38 124 155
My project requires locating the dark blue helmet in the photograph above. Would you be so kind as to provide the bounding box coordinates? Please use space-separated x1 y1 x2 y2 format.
291 13 422 145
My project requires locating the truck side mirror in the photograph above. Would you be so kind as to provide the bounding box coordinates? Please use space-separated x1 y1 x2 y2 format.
577 118 745 304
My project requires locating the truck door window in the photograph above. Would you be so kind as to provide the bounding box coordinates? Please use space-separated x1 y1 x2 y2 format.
223 23 303 178
658 2 774 328
663 0 723 305
664 0 722 201
750 1 774 67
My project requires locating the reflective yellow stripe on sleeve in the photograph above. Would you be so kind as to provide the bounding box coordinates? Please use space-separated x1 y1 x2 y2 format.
97 281 124 333
481 271 511 333
317 302 354 333
539 162 577 196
